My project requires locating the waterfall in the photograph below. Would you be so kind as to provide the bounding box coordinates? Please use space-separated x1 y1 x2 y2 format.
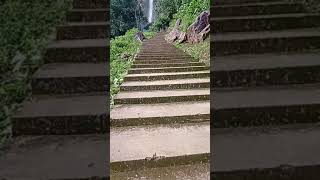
148 0 153 23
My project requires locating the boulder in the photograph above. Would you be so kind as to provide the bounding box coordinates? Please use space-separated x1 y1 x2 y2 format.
135 31 145 42
166 19 182 43
187 11 210 44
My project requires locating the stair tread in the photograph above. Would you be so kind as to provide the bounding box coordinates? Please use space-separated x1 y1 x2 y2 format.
126 70 210 77
213 124 320 172
48 38 108 48
121 78 210 86
0 135 107 179
69 8 108 12
115 89 210 99
61 21 109 26
111 101 210 120
33 63 107 78
213 52 320 71
212 28 320 41
213 84 320 109
212 13 320 21
14 95 107 118
111 122 210 162
212 1 300 8
130 66 208 71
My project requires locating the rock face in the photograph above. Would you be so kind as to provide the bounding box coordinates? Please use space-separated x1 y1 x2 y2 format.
166 19 182 43
187 11 210 44
166 10 210 44
135 31 146 42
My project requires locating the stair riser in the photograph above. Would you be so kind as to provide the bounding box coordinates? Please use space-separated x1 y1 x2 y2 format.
138 52 186 55
132 63 203 68
111 153 209 173
211 3 304 17
13 114 107 135
120 83 210 91
57 24 109 40
212 104 320 128
137 55 190 59
136 57 191 60
125 73 210 81
212 36 320 56
213 165 320 180
45 47 108 63
133 60 189 64
32 77 108 94
128 67 209 74
73 0 108 9
114 95 210 104
111 114 210 127
66 10 109 22
212 66 320 88
212 0 280 6
212 15 320 33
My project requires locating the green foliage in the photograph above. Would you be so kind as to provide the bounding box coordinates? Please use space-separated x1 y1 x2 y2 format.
171 0 210 31
111 0 147 37
0 0 71 144
110 29 156 106
151 0 189 31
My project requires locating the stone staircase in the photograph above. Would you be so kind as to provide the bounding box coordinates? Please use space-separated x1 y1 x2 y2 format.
211 0 320 179
110 33 210 178
0 0 108 179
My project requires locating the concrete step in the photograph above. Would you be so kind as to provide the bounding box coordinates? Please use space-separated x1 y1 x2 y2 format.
0 135 107 179
212 13 320 33
131 62 204 68
212 52 320 88
120 78 210 91
66 8 109 22
135 56 192 60
111 101 210 127
211 2 304 17
212 28 320 56
212 84 320 128
32 63 108 94
212 0 281 6
112 162 209 179
128 66 209 74
114 89 210 104
45 39 108 63
110 123 209 172
13 94 108 135
134 59 190 64
137 54 191 58
125 71 210 81
212 125 320 179
72 0 108 9
57 22 109 40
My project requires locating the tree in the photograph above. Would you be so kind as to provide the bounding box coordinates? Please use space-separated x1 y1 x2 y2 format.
111 0 147 37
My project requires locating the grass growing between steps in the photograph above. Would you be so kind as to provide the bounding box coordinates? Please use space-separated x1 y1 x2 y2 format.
175 37 210 66
110 29 156 106
0 0 71 145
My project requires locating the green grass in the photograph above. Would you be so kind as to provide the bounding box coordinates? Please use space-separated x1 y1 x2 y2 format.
175 37 210 65
0 0 71 145
110 29 156 106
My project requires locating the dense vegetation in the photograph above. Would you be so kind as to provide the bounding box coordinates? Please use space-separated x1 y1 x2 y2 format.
151 0 210 64
111 0 147 37
110 29 155 106
0 0 71 144
151 0 209 31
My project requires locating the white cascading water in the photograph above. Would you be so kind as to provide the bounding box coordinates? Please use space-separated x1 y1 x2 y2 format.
148 0 153 23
